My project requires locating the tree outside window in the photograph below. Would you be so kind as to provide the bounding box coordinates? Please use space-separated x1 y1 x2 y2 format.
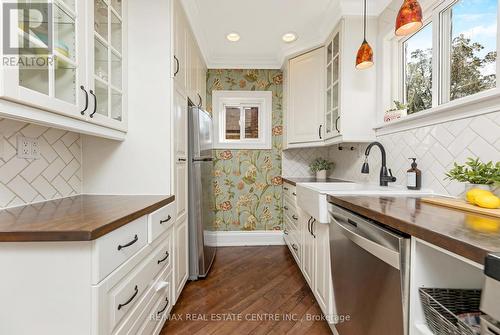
401 0 497 115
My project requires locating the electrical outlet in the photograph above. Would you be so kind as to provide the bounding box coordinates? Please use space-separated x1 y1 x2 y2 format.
31 139 40 158
17 136 40 159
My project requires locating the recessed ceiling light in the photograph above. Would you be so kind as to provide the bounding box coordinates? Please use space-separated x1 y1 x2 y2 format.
282 32 297 43
226 32 240 42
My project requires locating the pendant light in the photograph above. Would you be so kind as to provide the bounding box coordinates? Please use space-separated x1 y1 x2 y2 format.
355 0 374 70
395 0 423 36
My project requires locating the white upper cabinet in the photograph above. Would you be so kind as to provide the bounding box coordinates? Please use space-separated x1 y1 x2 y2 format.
325 18 376 145
172 0 206 108
0 0 127 138
172 0 188 93
283 18 376 148
87 0 127 131
285 47 325 147
324 26 341 140
0 0 86 117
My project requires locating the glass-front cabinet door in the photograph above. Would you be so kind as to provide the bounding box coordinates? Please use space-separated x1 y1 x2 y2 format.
88 0 126 130
1 0 86 117
324 26 341 139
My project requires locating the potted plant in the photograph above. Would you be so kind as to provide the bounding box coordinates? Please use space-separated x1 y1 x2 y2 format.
445 158 500 195
384 100 408 122
310 158 334 180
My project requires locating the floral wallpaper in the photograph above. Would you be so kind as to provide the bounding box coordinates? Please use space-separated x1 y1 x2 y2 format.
206 69 283 231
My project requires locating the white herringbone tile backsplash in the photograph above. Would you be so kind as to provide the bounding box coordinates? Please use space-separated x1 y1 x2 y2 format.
0 118 82 208
282 147 331 177
329 111 500 196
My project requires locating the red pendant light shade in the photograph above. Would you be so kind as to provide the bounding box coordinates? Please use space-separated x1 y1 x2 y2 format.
356 40 374 69
395 0 423 36
356 0 373 70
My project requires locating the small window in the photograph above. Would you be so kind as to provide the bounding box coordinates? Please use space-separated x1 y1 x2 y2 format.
213 91 272 149
222 105 260 140
442 0 497 102
403 24 433 114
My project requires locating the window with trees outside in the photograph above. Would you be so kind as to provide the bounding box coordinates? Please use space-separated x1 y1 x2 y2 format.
400 0 497 115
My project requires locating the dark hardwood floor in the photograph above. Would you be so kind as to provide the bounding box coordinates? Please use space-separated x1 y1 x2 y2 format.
160 246 332 335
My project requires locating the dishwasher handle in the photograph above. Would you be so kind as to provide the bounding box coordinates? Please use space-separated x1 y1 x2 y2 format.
333 215 401 270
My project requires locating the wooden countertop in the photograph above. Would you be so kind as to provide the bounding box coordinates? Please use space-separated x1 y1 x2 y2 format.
328 195 500 265
0 194 175 242
282 177 350 186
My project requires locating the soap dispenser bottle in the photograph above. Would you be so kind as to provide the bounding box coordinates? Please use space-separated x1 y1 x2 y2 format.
407 158 421 190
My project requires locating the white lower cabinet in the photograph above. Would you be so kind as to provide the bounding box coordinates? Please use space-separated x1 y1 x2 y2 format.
301 208 315 288
313 221 334 322
0 201 187 335
174 216 189 302
283 188 335 325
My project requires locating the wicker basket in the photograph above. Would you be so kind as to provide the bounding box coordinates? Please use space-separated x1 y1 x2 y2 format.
419 288 482 335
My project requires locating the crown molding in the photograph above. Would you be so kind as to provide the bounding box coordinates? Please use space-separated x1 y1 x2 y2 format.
207 56 283 69
182 0 392 70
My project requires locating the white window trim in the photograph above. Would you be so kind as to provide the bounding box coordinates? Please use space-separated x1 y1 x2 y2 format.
212 90 272 149
376 0 500 135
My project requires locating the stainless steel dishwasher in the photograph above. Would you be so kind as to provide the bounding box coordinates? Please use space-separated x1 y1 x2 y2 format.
328 203 410 335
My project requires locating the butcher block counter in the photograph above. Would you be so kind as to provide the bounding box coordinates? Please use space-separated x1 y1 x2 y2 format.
0 194 174 241
328 195 500 265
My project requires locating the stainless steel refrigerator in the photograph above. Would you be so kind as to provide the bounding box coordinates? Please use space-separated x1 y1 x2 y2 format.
188 103 216 279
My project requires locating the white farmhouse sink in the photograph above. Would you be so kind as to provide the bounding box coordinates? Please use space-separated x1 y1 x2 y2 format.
296 182 433 223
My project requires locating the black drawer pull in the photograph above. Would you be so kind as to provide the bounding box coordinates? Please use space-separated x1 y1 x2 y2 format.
117 235 138 251
283 229 289 235
292 244 298 251
292 192 297 196
157 297 169 315
117 285 138 310
284 187 289 191
292 215 298 220
160 215 172 224
157 251 170 264
283 206 289 211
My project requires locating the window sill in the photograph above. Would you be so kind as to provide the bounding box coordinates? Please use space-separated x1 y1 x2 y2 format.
374 88 500 136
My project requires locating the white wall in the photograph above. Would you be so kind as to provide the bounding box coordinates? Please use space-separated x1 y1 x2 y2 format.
82 0 173 195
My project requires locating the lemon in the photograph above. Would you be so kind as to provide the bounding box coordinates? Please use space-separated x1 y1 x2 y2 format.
466 188 493 204
475 194 500 209
466 215 500 233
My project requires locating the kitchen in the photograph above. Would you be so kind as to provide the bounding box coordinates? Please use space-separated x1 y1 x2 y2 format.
0 0 499 334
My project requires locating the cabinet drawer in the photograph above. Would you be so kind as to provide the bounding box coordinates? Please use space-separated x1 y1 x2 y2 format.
285 229 301 265
136 273 173 335
95 234 172 334
283 182 297 200
148 202 176 243
92 216 148 284
284 203 299 227
115 267 172 335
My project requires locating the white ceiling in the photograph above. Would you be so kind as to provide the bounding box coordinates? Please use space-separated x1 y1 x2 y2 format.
182 0 393 69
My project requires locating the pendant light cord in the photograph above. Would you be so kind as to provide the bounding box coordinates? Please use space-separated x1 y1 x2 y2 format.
363 0 367 41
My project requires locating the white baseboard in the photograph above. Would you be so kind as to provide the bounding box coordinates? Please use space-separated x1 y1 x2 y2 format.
205 231 285 247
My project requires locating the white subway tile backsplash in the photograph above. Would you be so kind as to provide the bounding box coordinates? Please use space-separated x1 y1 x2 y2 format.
0 118 82 209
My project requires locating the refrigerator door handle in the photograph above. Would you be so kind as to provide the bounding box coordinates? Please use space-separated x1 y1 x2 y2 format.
192 158 213 162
